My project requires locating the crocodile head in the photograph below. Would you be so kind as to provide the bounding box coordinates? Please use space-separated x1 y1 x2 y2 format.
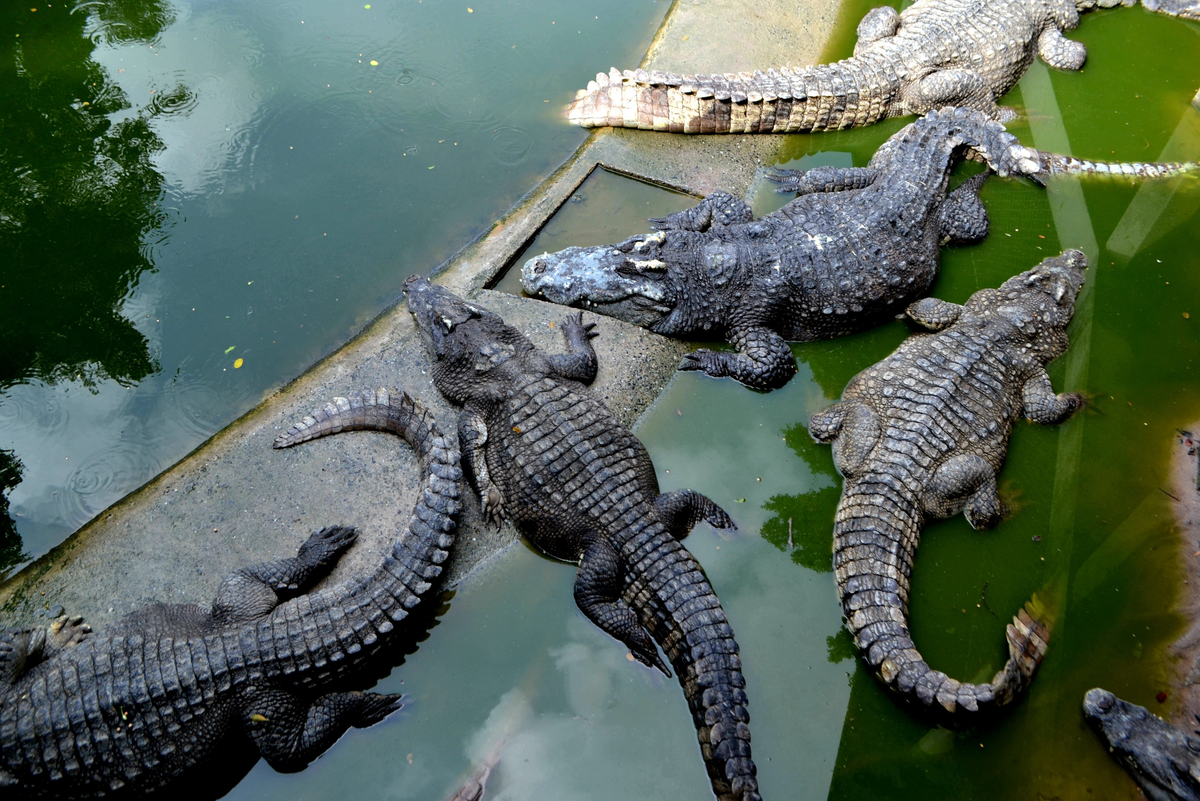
404 276 529 404
988 249 1087 356
521 230 719 335
1082 688 1200 799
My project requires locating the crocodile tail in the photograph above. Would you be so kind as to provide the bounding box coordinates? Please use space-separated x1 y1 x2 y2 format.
624 531 761 801
1140 0 1200 22
1031 150 1200 181
274 386 430 448
567 59 889 134
293 390 461 679
835 479 1050 717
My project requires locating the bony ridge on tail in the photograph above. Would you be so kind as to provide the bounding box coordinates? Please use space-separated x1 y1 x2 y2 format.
523 107 1197 391
402 275 761 801
811 250 1088 717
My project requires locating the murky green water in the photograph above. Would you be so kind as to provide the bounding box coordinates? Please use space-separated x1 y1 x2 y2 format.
0 0 670 573
5 1 1200 799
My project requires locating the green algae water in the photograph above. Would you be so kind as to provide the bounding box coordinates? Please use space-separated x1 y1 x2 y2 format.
0 0 670 574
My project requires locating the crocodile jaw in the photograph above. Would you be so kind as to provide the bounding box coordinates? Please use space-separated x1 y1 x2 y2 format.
521 245 674 328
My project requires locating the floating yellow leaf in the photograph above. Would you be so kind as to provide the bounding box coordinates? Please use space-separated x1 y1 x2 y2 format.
234 358 244 369
250 713 268 723
224 346 236 354
370 60 378 66
467 6 473 11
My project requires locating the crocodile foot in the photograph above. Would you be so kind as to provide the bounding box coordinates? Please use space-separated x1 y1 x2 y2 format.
47 615 91 651
352 692 405 727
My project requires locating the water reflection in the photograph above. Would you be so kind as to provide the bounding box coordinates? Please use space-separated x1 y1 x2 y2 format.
0 450 25 574
0 0 179 565
760 423 840 573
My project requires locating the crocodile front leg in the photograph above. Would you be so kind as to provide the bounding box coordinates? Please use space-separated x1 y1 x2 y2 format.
1037 27 1087 71
0 615 91 684
459 405 505 526
649 191 752 232
906 297 965 331
680 324 797 390
575 537 670 676
1022 369 1085 425
654 489 736 539
212 525 359 625
938 172 990 245
545 312 599 384
245 687 403 772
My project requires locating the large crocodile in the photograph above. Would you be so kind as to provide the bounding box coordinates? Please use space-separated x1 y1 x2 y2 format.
0 390 461 798
809 250 1086 717
522 107 1196 390
567 0 1200 133
402 276 759 801
1083 688 1200 800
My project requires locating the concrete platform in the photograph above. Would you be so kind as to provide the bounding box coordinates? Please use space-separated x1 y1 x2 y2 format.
0 0 842 627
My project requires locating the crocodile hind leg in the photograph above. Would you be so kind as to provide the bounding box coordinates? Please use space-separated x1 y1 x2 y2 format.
575 537 671 676
680 324 796 390
211 525 359 625
649 191 752 232
458 406 506 527
545 312 599 384
654 489 736 539
923 454 1005 530
244 687 403 772
809 402 848 443
938 172 990 245
766 165 880 196
903 69 1016 122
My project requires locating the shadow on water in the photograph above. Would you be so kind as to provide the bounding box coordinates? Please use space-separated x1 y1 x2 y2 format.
0 0 178 572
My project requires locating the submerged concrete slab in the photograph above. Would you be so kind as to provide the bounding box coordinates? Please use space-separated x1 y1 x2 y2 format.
0 0 842 627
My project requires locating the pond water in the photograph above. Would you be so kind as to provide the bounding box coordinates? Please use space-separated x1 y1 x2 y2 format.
0 0 670 574
4 1 1200 800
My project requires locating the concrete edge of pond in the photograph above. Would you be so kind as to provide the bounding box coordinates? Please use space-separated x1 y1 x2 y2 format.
1168 424 1200 725
0 0 842 628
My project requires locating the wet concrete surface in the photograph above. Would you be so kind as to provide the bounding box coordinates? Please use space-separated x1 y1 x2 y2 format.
0 0 840 627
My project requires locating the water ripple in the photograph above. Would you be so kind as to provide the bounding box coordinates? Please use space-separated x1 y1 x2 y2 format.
490 126 533 167
60 442 163 528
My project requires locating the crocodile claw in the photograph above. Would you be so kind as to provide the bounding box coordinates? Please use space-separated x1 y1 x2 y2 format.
481 485 507 528
679 349 726 378
352 692 405 727
48 615 91 650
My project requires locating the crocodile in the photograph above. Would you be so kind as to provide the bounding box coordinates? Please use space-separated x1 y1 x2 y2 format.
1083 688 1200 801
522 107 1197 390
567 0 1200 133
0 390 461 798
402 276 759 801
809 250 1087 717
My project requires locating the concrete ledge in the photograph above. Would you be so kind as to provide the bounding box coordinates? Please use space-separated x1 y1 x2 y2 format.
0 0 841 627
